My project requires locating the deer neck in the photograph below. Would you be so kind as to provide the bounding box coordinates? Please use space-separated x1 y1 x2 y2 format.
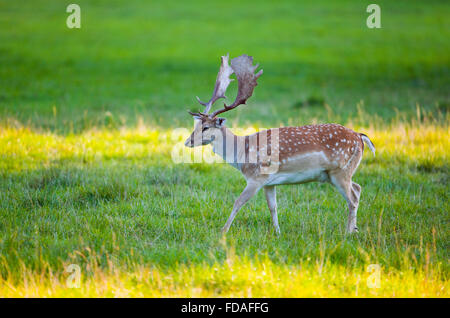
211 127 246 169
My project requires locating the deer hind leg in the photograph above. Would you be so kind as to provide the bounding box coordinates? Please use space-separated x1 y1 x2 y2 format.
350 181 362 231
264 185 280 235
330 172 360 233
351 182 361 206
221 182 261 234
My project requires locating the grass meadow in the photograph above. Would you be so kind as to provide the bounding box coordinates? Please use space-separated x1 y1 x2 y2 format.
0 0 448 297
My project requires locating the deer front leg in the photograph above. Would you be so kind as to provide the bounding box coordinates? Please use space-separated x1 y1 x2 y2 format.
221 182 261 234
264 186 280 235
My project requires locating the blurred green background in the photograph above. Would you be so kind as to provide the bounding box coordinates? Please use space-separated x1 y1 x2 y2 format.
0 0 448 131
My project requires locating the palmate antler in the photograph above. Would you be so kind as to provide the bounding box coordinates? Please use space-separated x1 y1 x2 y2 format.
196 54 234 114
190 54 263 119
210 55 263 118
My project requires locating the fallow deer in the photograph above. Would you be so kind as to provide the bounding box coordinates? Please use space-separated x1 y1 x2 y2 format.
185 54 375 235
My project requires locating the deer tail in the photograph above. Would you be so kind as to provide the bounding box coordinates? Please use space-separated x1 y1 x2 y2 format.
360 133 376 156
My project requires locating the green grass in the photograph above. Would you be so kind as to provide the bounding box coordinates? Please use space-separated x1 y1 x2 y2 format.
1 0 449 131
0 122 448 296
0 0 448 297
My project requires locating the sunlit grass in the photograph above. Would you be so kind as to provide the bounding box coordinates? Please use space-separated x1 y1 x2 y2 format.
1 120 448 172
0 250 447 297
0 119 448 297
0 125 171 172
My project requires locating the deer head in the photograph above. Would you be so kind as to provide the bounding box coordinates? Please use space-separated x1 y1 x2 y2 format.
184 53 263 148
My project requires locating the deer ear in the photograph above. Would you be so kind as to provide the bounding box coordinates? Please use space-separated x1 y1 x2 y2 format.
188 111 203 122
214 117 226 128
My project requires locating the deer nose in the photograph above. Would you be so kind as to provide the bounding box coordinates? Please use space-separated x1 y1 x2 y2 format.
184 137 193 147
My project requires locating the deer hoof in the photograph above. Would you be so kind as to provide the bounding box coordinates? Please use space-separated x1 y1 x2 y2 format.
347 226 359 234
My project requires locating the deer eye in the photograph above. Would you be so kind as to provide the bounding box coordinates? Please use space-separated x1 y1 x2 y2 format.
202 126 209 132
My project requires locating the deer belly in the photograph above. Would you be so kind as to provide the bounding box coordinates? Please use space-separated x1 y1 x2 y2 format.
265 169 329 186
